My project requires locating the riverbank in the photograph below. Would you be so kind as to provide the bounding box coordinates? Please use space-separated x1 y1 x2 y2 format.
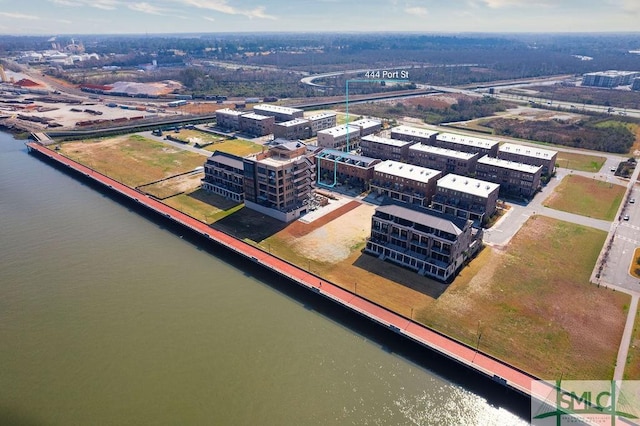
26 140 553 403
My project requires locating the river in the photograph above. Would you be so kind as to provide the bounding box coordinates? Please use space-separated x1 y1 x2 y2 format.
0 132 529 425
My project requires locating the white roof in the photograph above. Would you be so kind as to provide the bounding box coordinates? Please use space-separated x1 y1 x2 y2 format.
409 143 478 160
253 104 303 114
350 118 381 129
436 132 499 150
437 174 499 198
498 142 557 160
307 112 336 120
362 135 412 148
216 108 245 116
477 155 542 174
277 118 309 127
241 112 272 121
374 160 441 184
318 124 360 138
391 125 438 140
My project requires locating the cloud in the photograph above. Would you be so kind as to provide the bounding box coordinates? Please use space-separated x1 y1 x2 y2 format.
405 6 428 17
481 0 553 7
0 12 40 20
49 0 118 9
203 16 216 22
128 2 168 15
171 0 276 19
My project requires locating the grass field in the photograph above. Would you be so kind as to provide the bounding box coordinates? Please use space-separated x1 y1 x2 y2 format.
163 189 243 224
59 135 207 187
418 216 628 379
556 151 607 172
543 174 626 221
625 305 640 380
203 138 264 157
175 129 225 145
629 248 640 279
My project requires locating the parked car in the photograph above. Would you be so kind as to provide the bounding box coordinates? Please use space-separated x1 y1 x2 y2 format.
623 215 630 221
630 198 635 204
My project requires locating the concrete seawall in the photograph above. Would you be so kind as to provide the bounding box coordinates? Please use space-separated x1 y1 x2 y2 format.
26 141 552 403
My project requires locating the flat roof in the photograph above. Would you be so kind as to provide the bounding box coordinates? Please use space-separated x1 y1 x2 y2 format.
437 173 499 198
307 112 336 120
374 160 441 184
350 118 382 129
409 143 478 160
241 112 272 121
436 132 499 150
317 124 360 138
208 151 244 169
390 125 439 140
317 149 379 167
276 118 309 127
362 134 413 148
376 203 468 236
477 155 543 173
253 104 303 114
216 108 245 116
498 142 557 160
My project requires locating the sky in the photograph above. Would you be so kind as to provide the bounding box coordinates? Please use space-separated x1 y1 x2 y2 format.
0 0 638 35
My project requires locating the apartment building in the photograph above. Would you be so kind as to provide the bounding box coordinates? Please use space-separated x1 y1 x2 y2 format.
215 108 246 130
433 132 499 157
307 112 337 136
365 203 478 282
238 113 275 137
408 144 479 176
202 151 245 202
253 104 304 122
273 118 312 140
476 155 542 198
370 160 441 207
360 135 416 162
350 118 382 137
315 149 380 191
431 174 500 225
316 124 362 151
243 141 315 222
390 125 438 144
497 142 557 176
582 71 640 88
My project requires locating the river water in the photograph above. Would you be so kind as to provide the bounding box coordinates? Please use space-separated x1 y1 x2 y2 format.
0 132 528 425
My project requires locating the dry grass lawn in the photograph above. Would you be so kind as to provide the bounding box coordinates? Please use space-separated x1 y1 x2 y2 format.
418 216 628 379
543 174 626 221
556 151 607 173
59 135 206 187
203 138 264 157
163 189 242 224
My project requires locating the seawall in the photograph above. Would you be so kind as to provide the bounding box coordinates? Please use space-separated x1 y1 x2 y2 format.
26 141 551 403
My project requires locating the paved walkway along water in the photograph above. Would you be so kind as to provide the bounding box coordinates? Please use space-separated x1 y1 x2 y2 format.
27 141 564 403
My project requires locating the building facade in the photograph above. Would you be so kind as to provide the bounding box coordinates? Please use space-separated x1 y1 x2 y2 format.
316 124 362 152
215 108 246 131
360 135 416 162
273 118 312 140
315 149 380 191
202 151 245 202
475 156 542 198
307 112 337 136
408 144 479 176
497 142 557 176
364 203 479 282
431 174 500 225
370 160 442 207
238 113 275 137
350 118 382 137
243 141 315 222
432 132 499 158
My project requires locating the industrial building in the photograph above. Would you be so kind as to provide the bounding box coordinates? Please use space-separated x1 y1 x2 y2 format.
581 70 640 88
243 141 315 222
431 174 500 225
370 160 442 207
364 202 480 282
475 156 542 198
202 151 245 202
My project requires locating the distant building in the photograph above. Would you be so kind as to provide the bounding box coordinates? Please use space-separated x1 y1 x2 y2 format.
582 70 640 88
238 113 275 137
390 125 438 144
408 144 480 176
215 108 246 131
364 203 480 282
306 112 337 136
316 124 362 152
370 160 442 207
476 156 542 198
273 118 312 140
360 135 416 162
497 143 557 176
350 118 382 137
431 174 500 225
315 149 380 191
632 77 640 91
433 132 499 158
253 104 304 122
243 141 315 222
202 151 245 202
